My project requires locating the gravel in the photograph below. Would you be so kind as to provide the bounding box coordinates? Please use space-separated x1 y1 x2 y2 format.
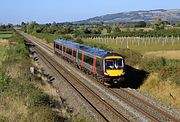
126 88 180 120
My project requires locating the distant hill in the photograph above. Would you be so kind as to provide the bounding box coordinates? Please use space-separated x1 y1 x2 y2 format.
74 9 180 24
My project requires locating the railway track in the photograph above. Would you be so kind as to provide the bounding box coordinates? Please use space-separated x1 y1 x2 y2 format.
22 35 129 121
17 30 180 122
110 88 180 122
32 34 179 122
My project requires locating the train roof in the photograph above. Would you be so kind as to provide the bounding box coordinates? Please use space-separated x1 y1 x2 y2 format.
54 39 124 58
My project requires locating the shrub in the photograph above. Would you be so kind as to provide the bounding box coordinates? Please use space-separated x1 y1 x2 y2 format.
159 65 180 85
140 57 167 72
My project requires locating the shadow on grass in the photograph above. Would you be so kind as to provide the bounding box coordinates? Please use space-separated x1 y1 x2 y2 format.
111 65 149 89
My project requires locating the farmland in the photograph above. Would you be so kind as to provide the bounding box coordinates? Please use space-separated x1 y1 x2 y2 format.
0 31 13 39
83 36 180 52
145 50 180 59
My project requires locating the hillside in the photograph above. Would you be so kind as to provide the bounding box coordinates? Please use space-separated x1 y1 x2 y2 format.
74 9 180 24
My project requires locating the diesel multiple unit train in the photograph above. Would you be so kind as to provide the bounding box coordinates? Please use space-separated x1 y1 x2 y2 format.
54 39 126 86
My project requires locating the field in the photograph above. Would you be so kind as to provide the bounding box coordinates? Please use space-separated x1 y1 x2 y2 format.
145 50 180 59
83 36 180 52
0 31 13 39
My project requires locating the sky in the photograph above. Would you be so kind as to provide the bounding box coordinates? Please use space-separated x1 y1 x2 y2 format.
0 0 180 24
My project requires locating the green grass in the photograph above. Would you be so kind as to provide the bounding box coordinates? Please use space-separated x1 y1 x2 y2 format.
0 31 13 39
31 32 60 43
0 31 13 34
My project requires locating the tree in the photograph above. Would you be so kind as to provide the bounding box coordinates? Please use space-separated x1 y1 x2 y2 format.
153 19 165 30
21 22 26 26
83 27 92 34
105 26 112 33
135 21 146 27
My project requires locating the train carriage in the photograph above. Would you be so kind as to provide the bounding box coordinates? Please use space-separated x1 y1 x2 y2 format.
54 39 125 86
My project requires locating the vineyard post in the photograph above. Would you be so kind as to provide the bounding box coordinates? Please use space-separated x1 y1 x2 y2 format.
165 36 168 45
148 37 150 45
126 37 129 48
138 37 140 46
121 37 124 46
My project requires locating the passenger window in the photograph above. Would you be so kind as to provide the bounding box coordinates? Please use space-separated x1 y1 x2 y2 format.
66 47 72 55
84 55 93 65
59 45 62 50
73 50 76 57
78 52 82 60
55 44 59 49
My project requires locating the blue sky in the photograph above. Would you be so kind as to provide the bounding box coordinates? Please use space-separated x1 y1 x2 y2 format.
0 0 180 24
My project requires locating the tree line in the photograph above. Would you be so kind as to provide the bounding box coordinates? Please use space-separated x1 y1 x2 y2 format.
21 20 180 40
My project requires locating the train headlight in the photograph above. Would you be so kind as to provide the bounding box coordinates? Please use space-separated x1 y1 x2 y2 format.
122 72 125 75
104 72 109 76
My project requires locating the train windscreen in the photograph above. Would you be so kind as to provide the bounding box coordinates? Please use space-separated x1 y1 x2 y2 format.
105 59 124 69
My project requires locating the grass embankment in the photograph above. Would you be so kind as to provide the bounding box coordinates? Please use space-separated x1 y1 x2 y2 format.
0 33 62 121
0 31 87 122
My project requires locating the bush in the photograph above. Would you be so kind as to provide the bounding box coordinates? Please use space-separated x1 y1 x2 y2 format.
140 57 167 72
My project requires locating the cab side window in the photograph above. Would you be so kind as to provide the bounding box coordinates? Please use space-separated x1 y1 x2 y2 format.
55 44 59 49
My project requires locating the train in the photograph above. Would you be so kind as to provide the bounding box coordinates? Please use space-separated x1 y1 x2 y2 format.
54 39 126 86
